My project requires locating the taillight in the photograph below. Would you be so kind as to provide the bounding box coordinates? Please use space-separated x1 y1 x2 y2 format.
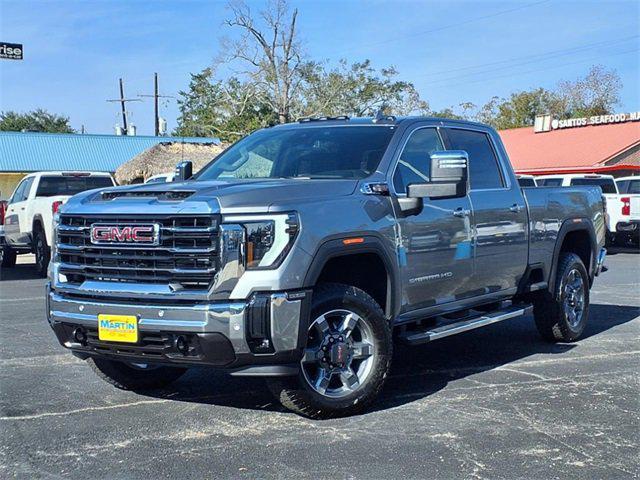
621 197 630 216
52 200 63 214
0 201 6 226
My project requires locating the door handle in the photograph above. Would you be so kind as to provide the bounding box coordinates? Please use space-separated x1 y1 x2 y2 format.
509 204 523 213
453 208 470 218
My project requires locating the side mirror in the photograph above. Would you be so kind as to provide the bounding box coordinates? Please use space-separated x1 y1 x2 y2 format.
398 150 469 215
174 160 193 181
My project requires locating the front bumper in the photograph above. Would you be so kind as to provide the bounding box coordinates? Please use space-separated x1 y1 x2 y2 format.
47 285 311 374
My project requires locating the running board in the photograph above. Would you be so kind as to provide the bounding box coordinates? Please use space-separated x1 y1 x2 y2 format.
399 305 532 346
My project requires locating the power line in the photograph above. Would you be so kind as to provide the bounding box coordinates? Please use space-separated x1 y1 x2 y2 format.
422 48 639 89
420 34 639 79
328 0 551 56
416 39 639 86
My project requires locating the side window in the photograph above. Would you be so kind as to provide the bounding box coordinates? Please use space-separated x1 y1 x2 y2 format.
445 129 504 190
19 177 34 201
9 178 27 204
393 128 443 194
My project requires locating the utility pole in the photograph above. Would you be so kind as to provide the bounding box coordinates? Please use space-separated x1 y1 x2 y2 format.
106 78 141 135
139 73 174 136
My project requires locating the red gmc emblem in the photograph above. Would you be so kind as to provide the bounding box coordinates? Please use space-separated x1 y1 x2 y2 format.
90 224 159 245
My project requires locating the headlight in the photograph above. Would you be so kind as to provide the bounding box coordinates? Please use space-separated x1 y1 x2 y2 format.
223 213 299 270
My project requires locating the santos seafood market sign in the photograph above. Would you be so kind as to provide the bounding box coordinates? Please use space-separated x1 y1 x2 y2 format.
534 112 640 133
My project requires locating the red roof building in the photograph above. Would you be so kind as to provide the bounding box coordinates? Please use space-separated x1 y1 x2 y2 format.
499 120 640 177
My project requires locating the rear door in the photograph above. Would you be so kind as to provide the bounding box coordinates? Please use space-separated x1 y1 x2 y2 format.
443 127 528 295
391 125 474 312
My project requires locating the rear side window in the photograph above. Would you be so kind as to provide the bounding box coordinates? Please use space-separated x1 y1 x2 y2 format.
570 178 617 194
393 128 443 194
36 176 114 197
617 179 640 194
539 178 563 187
445 129 504 190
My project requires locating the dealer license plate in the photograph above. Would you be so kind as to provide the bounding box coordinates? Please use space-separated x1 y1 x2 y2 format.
98 314 138 343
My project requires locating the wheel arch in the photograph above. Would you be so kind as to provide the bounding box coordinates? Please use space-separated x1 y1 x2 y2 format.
303 235 399 318
549 219 598 291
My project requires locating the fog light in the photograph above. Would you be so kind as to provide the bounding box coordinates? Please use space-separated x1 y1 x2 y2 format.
175 335 189 355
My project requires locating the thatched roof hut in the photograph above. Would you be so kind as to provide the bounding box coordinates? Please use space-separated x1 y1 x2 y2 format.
115 141 226 184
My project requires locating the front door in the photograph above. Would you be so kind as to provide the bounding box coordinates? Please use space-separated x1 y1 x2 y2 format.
4 176 34 247
392 126 475 313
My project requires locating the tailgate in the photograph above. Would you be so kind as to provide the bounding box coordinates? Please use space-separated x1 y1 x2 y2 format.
630 196 640 217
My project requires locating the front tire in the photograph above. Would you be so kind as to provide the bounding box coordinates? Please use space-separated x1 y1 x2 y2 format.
34 228 50 277
533 253 590 342
87 357 187 390
269 283 393 419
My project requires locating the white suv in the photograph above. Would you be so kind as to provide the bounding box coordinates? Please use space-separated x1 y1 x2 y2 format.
2 171 116 275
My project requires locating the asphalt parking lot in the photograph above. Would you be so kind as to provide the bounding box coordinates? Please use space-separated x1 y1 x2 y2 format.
1 251 638 479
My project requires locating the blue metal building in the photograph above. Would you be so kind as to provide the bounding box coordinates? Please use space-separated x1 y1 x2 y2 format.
0 131 217 199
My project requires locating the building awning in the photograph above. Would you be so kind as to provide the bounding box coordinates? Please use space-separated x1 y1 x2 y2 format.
499 121 640 175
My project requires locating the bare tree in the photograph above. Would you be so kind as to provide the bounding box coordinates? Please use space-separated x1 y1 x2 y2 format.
223 0 306 123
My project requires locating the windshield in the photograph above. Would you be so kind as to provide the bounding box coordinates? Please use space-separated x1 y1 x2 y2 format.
196 126 395 181
36 176 114 197
570 178 617 194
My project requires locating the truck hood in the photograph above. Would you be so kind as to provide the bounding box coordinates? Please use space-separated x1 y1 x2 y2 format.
63 179 359 215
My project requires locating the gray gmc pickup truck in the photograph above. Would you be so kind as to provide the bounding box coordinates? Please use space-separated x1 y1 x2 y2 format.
47 116 607 418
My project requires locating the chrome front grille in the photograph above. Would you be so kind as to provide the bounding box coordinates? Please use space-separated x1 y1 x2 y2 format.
56 215 220 290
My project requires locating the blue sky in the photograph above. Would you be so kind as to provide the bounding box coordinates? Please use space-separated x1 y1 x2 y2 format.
1 0 638 135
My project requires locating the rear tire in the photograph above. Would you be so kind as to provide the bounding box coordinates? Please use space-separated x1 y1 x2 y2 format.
1 245 17 268
87 357 187 390
268 283 392 419
533 253 590 342
34 228 50 277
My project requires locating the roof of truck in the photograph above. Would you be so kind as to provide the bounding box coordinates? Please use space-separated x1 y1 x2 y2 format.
273 116 493 129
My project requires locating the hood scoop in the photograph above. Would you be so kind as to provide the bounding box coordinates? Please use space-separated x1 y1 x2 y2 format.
101 190 194 201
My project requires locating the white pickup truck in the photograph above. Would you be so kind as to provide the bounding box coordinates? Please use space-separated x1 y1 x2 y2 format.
535 174 634 246
614 176 640 245
2 171 116 275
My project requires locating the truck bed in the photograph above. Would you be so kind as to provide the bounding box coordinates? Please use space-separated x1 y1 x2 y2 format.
523 185 606 281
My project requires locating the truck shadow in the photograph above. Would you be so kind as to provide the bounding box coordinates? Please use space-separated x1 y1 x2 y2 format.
0 264 41 281
139 302 639 416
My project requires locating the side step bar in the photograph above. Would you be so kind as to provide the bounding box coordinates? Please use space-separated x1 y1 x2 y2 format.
399 304 532 346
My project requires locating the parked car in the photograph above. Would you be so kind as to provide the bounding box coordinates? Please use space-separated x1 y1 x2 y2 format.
47 117 606 418
2 171 116 275
516 174 537 187
145 172 175 184
613 176 640 245
536 174 621 244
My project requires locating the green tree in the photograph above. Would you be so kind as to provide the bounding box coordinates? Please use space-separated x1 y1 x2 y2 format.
476 65 623 129
479 88 562 129
556 65 622 118
0 109 75 133
174 69 275 142
301 60 429 118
